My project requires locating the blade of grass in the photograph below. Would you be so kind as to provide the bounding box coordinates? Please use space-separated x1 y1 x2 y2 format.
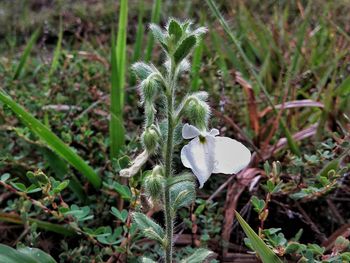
190 38 204 91
110 0 128 159
130 0 145 86
210 30 229 81
235 211 283 263
0 244 56 263
49 17 63 77
13 29 40 80
205 0 301 156
316 72 337 138
0 212 75 236
0 89 101 188
132 0 145 63
191 14 205 91
336 75 350 96
144 0 162 62
284 6 309 99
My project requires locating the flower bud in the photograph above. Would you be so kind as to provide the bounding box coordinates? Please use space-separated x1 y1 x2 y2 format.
142 127 159 153
145 103 156 127
185 98 210 130
141 75 158 102
144 165 165 201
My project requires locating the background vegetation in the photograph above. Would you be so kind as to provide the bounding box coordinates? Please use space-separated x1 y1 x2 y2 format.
0 0 349 262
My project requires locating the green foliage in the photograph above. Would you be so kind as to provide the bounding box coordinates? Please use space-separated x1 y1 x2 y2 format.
132 212 165 244
180 248 214 263
145 0 162 61
132 0 145 63
191 32 204 91
142 126 160 153
257 228 350 262
235 211 283 263
173 35 197 64
61 204 93 222
10 182 41 194
170 181 195 211
141 257 156 263
113 181 132 200
0 244 56 263
95 226 123 245
110 0 128 158
251 196 265 214
124 19 208 262
132 62 157 80
0 90 101 188
13 29 40 80
144 165 165 200
49 19 63 78
205 0 301 156
110 207 128 223
1 1 349 261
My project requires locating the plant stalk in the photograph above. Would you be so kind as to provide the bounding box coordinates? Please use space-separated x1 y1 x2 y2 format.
163 60 176 263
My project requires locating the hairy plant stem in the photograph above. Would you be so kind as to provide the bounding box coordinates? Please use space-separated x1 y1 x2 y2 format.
163 60 176 263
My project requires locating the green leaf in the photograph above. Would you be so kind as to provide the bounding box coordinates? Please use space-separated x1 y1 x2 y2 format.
26 184 41 194
191 34 204 91
264 162 271 177
131 62 155 80
41 148 86 202
0 173 10 182
17 247 56 263
145 0 162 61
131 1 145 64
0 212 75 236
96 226 123 245
13 29 40 80
341 252 350 261
285 242 305 254
111 207 128 223
53 180 70 194
180 248 214 263
271 181 284 194
336 75 350 95
0 90 101 188
173 35 197 64
290 188 314 200
114 182 132 200
10 182 26 192
141 257 156 263
318 159 339 178
266 180 275 193
63 205 93 222
0 244 56 263
235 211 283 263
166 172 195 188
149 24 168 51
110 0 128 158
168 19 183 42
170 180 195 210
49 18 63 77
251 196 265 214
132 212 164 243
307 244 325 255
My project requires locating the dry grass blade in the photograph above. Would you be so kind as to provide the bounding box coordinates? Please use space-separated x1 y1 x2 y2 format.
235 72 260 136
259 100 324 117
